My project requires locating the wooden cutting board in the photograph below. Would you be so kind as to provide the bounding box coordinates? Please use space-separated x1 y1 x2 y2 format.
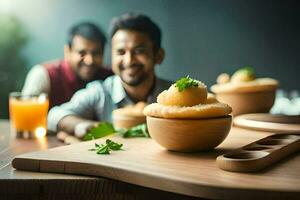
233 113 300 133
12 128 300 200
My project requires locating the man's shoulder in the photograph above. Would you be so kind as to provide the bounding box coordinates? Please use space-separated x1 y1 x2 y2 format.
86 80 104 89
27 64 48 76
28 59 63 74
101 75 120 88
34 59 64 76
74 80 106 102
40 59 63 68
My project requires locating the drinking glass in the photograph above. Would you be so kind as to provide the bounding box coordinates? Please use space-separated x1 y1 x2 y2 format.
9 92 49 139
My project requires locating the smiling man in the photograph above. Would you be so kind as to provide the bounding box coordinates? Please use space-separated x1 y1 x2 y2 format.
22 22 113 108
47 13 172 137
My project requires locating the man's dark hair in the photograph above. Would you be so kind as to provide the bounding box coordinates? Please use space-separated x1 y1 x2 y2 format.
67 22 106 52
109 12 162 52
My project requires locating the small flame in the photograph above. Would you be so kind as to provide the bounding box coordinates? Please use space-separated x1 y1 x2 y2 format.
35 127 46 138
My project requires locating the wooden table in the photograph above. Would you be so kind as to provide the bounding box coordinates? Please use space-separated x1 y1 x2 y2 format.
1 119 300 200
0 119 200 200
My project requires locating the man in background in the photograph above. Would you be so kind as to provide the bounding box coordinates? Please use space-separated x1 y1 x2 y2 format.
22 22 113 108
48 12 172 137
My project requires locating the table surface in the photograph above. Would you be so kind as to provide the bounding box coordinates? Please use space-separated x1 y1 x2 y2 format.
0 119 200 200
1 119 299 200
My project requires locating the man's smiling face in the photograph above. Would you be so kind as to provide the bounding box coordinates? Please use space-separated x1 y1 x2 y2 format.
66 35 104 81
111 30 158 87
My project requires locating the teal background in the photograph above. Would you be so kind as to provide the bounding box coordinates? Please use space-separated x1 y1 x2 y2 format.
0 0 299 118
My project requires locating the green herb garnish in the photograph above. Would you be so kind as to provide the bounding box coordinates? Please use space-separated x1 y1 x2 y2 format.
175 76 199 92
85 122 150 140
89 139 123 154
119 123 150 138
235 66 255 77
83 122 115 141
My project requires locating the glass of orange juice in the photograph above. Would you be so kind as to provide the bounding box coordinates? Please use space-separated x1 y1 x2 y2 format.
9 92 49 139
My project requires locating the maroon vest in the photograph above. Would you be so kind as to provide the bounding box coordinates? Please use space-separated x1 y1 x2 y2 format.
44 60 113 108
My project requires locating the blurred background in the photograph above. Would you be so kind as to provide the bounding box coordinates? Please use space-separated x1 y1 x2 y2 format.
0 0 299 118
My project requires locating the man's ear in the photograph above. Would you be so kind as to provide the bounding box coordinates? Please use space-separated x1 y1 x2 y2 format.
155 48 165 64
64 44 71 60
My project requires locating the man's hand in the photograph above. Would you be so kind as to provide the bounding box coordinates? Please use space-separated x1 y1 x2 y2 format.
56 131 81 144
74 121 99 138
57 115 99 138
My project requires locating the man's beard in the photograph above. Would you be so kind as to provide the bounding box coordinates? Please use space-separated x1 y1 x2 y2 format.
121 73 147 86
119 64 147 86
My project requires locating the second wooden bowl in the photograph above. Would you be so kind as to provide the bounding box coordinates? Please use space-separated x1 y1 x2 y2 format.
113 115 146 129
215 90 276 116
146 116 232 152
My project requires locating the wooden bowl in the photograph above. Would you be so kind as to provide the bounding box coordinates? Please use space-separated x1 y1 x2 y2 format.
215 90 276 116
113 114 146 129
146 116 232 152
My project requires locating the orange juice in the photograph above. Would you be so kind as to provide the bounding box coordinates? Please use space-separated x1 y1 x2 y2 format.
9 93 49 137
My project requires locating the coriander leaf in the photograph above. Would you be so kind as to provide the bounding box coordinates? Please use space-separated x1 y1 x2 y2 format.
120 123 150 138
234 66 255 79
236 66 255 76
96 145 110 154
106 139 112 144
175 76 199 92
117 128 127 135
106 139 123 150
90 139 123 155
95 143 100 148
231 66 256 82
83 122 116 141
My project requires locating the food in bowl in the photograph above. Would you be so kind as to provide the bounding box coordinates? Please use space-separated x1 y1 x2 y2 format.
143 76 232 152
112 102 147 129
211 67 279 116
